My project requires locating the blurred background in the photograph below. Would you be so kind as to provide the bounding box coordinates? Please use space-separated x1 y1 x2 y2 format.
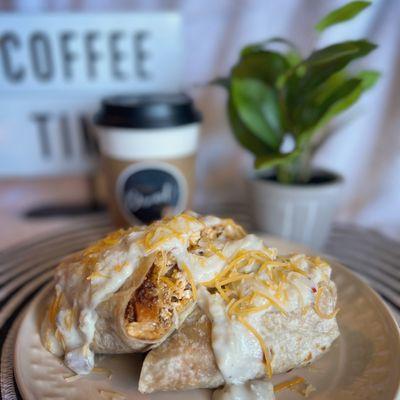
1 0 399 248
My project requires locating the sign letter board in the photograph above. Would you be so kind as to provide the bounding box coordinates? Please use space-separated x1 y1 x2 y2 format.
0 13 183 176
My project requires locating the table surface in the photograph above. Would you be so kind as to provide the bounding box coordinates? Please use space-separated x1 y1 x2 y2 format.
0 177 96 250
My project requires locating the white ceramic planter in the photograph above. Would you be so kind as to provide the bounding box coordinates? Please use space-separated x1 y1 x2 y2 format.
249 170 343 250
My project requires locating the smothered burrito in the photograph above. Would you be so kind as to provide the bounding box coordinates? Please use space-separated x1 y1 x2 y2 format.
41 211 340 398
40 212 246 374
139 246 340 395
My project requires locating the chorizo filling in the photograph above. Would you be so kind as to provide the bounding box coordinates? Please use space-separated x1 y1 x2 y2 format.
124 221 246 340
124 254 192 340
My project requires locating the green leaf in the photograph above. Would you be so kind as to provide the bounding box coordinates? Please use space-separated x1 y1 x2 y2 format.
305 40 376 67
310 71 349 104
232 52 290 134
357 69 381 90
315 1 371 33
297 77 365 146
240 37 299 57
227 97 274 156
231 78 283 150
232 50 290 87
286 40 377 115
255 148 301 170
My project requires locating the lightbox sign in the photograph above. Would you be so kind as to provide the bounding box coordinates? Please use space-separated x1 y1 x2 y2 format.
0 13 183 175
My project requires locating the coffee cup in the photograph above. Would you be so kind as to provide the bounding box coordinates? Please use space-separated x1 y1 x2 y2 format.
94 93 201 226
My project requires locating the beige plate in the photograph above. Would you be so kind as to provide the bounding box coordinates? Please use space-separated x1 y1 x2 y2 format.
14 236 400 400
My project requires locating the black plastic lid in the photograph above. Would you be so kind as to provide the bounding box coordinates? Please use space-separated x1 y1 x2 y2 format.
94 93 201 129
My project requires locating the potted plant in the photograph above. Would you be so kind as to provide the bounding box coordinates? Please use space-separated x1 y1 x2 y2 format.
212 1 379 249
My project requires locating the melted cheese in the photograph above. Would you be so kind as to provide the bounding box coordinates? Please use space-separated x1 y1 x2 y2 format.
45 212 246 375
203 248 333 316
98 389 126 400
237 316 272 378
198 288 264 384
314 285 339 319
46 211 337 383
198 242 337 386
180 262 198 301
273 376 304 393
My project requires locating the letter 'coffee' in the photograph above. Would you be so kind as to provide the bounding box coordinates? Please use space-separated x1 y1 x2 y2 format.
94 93 201 226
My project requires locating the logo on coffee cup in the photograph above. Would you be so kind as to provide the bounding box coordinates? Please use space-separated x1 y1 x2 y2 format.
117 162 188 224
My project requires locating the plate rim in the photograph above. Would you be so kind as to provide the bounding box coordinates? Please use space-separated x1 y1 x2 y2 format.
13 283 53 400
13 239 400 400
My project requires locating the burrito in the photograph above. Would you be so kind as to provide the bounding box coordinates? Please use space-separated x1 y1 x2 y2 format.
139 250 340 393
40 212 246 375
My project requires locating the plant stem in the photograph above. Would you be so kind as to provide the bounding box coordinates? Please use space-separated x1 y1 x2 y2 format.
276 144 312 184
297 146 312 183
276 163 294 184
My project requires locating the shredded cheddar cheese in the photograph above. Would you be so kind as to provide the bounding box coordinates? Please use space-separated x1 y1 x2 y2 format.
253 290 288 316
45 211 335 385
86 271 111 280
48 293 63 327
79 228 131 279
226 297 236 310
206 238 226 260
201 248 332 320
98 389 126 400
142 212 203 252
218 273 253 287
228 295 252 317
140 212 242 263
160 276 175 289
235 304 271 316
274 376 305 393
64 374 82 382
314 286 339 319
114 262 129 272
179 212 206 226
63 309 74 331
44 211 251 376
145 235 178 252
224 218 246 236
312 256 329 268
55 329 66 351
180 262 197 301
196 246 336 385
92 367 112 379
215 283 230 303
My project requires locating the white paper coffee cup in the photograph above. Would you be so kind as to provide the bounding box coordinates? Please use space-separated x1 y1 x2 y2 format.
94 93 201 226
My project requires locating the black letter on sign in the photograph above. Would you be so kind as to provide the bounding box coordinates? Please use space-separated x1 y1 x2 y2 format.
31 113 51 158
30 32 54 81
109 32 126 80
85 31 101 80
134 31 151 80
60 31 77 80
60 114 73 158
0 32 24 82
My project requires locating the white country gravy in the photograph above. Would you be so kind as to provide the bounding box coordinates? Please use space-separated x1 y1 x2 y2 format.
212 380 275 400
42 210 338 400
42 213 244 374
